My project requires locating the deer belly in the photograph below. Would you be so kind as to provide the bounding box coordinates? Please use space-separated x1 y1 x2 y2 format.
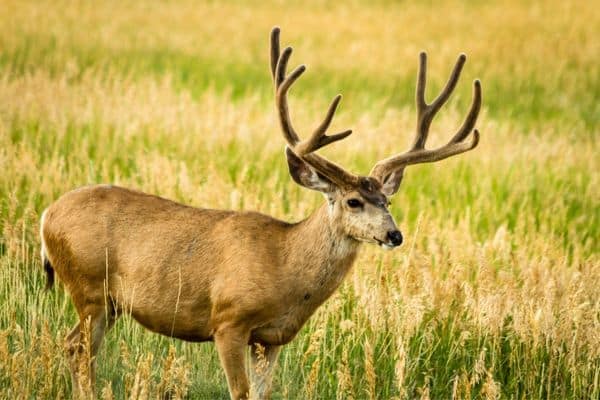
129 308 213 342
110 280 213 342
250 309 310 345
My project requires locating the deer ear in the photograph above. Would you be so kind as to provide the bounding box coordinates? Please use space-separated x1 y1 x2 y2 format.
285 147 334 193
380 169 404 197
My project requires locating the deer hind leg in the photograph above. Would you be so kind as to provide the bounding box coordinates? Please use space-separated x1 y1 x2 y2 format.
214 326 251 400
65 321 83 396
249 344 281 400
65 305 116 399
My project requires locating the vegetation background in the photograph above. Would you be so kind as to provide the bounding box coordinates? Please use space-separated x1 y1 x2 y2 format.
0 0 598 398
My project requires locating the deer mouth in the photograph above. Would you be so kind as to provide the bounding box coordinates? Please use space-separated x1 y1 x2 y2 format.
373 237 395 250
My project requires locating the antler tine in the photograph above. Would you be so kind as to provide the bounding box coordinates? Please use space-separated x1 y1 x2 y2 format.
270 27 359 187
295 94 353 155
370 52 482 184
429 54 466 114
275 59 305 146
450 79 482 143
414 52 466 150
415 52 427 110
270 27 280 79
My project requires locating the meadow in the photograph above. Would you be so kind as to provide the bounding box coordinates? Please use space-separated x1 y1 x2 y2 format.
0 0 598 398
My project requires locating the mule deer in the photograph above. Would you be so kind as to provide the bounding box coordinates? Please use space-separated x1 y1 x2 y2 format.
40 27 481 399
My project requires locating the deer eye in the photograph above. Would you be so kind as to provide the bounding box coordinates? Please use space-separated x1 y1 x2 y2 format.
346 199 363 208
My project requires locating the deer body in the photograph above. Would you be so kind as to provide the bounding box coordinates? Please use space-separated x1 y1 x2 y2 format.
42 184 358 344
42 27 482 399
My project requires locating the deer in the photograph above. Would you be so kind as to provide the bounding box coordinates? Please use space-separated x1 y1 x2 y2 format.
39 27 481 400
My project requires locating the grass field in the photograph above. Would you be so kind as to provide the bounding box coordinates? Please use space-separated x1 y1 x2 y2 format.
0 0 598 398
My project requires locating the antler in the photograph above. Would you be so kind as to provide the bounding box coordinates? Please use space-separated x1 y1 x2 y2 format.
271 27 359 187
370 52 482 184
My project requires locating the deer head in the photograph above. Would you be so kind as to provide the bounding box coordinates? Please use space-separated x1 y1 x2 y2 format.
271 27 482 249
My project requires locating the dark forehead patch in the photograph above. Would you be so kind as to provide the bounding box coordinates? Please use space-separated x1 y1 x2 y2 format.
357 177 387 207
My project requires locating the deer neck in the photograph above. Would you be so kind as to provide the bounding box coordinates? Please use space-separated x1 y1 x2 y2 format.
286 204 360 299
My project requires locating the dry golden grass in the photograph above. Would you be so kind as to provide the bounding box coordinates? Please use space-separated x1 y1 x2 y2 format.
0 0 598 398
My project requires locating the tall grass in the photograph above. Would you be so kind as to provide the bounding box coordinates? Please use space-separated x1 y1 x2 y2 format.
0 0 598 398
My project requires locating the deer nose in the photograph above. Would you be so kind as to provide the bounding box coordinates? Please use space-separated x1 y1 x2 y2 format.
387 230 403 246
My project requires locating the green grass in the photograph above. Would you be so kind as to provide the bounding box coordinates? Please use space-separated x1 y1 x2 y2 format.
2 31 598 134
0 0 599 399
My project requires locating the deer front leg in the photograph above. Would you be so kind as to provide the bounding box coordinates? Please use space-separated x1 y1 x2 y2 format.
249 343 281 400
214 327 251 400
